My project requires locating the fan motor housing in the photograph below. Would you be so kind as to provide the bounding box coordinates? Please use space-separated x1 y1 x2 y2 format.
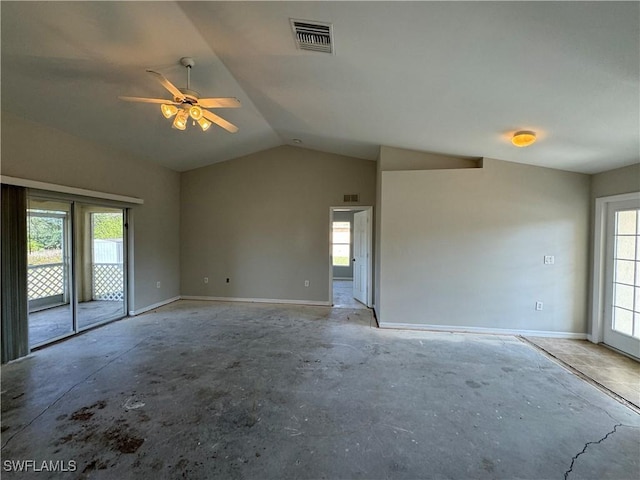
176 88 200 104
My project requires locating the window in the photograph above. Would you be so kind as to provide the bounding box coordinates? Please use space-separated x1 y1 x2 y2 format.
332 221 350 266
611 208 639 337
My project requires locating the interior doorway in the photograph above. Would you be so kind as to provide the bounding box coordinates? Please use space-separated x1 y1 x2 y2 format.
329 206 372 308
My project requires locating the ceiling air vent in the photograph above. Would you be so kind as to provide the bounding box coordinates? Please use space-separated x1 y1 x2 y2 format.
290 19 334 54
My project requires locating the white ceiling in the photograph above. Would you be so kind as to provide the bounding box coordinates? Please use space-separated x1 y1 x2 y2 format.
1 1 638 174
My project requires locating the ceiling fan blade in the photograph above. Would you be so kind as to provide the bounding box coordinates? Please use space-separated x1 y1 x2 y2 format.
146 70 185 101
197 97 241 109
119 96 179 104
202 109 239 133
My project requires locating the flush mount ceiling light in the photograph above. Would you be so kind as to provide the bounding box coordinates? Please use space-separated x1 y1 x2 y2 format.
511 130 537 147
120 57 241 133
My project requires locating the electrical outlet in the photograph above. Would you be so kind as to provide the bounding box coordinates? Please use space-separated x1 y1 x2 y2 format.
156 281 161 289
535 301 543 311
544 255 555 265
204 277 208 284
304 280 310 287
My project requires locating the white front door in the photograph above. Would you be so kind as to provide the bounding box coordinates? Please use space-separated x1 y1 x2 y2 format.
353 209 371 306
603 199 640 358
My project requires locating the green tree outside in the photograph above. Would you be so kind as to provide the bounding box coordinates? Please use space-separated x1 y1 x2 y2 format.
28 217 62 251
93 213 123 240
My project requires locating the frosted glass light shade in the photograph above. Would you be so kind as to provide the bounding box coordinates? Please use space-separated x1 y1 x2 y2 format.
512 131 536 147
161 104 178 118
198 117 212 131
189 105 203 120
172 110 188 130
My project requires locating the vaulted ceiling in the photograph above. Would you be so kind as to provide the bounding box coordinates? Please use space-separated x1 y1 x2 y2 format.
1 1 638 174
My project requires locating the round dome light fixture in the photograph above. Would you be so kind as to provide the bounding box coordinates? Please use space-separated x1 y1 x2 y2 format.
512 130 537 147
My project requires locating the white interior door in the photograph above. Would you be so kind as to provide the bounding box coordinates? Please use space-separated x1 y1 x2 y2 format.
603 199 640 358
353 209 371 306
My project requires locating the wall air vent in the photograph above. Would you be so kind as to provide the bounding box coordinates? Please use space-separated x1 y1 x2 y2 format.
343 194 359 203
290 19 334 54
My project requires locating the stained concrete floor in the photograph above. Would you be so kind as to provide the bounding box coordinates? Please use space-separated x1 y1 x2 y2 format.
1 300 639 479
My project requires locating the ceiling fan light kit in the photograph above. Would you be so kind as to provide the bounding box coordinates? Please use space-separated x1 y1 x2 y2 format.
120 57 241 133
198 117 212 131
172 109 189 130
511 130 537 147
188 105 203 121
161 104 178 119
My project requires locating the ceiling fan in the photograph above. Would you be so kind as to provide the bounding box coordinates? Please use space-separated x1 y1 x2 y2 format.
119 57 240 133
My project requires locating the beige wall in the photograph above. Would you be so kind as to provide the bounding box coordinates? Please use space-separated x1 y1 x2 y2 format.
1 112 181 312
379 145 480 170
180 146 376 303
4 110 624 333
377 147 591 335
591 163 640 199
374 149 383 311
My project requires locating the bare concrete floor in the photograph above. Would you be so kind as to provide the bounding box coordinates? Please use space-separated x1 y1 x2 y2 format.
332 280 367 309
2 300 639 479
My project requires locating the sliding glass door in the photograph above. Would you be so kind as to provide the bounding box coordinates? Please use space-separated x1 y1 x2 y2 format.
27 198 73 346
76 204 126 329
27 195 127 348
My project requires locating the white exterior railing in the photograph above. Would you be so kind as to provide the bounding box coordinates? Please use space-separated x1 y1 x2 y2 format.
28 263 123 302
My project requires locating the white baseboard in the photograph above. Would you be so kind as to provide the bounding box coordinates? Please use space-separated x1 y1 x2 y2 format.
378 322 588 339
181 295 331 307
129 296 181 316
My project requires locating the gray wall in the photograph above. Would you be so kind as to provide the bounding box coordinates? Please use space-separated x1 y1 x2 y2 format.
377 146 591 335
1 112 181 313
5 109 629 336
591 163 640 199
379 146 480 170
374 149 383 311
180 145 376 303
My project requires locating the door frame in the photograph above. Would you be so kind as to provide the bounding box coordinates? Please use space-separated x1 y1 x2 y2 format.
329 206 373 307
26 191 131 348
591 191 640 346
